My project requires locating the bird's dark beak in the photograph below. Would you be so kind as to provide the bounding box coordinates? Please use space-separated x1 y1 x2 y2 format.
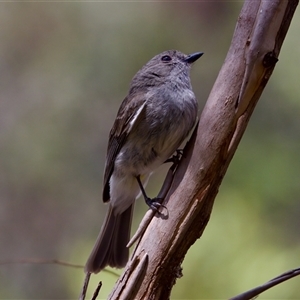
184 52 204 64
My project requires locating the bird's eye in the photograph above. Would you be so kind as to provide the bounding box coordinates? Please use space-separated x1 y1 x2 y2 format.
161 55 172 62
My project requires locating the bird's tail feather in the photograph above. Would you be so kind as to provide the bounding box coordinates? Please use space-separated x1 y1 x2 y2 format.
85 204 134 274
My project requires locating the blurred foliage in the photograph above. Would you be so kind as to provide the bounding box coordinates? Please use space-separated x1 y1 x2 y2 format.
0 2 299 299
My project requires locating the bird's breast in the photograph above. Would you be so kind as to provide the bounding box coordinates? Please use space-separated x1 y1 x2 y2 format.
115 86 198 176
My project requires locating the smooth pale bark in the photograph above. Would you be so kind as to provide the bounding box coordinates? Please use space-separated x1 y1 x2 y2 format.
108 1 299 299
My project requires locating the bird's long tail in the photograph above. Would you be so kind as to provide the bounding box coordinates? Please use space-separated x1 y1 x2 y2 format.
85 204 134 274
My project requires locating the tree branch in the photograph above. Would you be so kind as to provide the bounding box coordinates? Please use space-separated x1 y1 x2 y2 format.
108 1 299 299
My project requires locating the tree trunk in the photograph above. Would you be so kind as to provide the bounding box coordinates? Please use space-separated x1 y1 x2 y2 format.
108 1 299 299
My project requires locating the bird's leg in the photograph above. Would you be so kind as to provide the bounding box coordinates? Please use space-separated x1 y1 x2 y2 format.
136 149 183 212
129 153 182 247
155 149 183 200
136 176 164 211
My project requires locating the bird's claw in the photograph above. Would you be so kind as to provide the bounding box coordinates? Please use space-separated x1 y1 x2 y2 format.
145 197 166 212
164 149 183 164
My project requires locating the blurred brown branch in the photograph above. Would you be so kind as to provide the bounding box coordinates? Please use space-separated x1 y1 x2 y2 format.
92 1 298 299
0 258 119 276
0 258 83 268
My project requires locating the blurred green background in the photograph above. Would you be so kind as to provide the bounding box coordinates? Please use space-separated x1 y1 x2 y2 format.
0 2 299 299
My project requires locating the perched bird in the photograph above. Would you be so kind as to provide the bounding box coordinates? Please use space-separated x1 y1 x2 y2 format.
85 50 203 273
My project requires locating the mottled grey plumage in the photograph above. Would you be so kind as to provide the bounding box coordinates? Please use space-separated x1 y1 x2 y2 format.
85 50 203 273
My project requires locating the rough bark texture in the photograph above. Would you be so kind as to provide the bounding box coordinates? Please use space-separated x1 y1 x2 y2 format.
108 1 298 299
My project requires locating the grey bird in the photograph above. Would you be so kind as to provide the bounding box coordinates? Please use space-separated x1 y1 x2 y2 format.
85 50 203 273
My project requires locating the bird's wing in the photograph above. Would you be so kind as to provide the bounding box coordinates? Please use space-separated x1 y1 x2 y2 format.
102 93 147 202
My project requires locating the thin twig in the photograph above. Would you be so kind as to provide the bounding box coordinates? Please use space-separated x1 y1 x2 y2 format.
91 281 102 300
229 267 300 300
79 272 91 300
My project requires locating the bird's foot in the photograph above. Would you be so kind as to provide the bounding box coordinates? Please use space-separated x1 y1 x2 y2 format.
145 197 166 212
164 149 183 165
